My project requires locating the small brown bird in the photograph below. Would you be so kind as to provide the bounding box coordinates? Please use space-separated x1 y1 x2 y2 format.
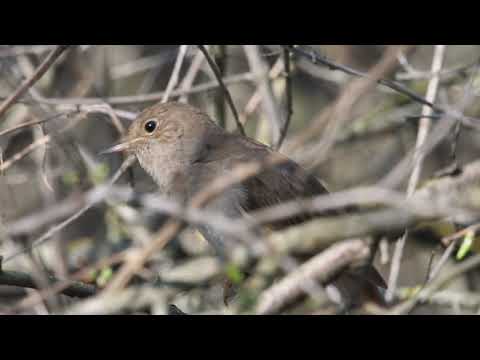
104 101 386 309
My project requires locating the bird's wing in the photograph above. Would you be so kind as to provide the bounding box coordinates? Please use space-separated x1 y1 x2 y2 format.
195 130 387 293
194 130 331 229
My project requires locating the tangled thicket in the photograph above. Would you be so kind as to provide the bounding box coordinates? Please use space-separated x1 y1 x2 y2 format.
2 45 480 315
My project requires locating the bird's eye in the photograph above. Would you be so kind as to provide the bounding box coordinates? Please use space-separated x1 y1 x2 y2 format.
144 120 157 133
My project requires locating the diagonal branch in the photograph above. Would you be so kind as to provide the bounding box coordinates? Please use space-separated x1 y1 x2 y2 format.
256 239 370 314
284 45 440 111
0 45 71 121
197 45 245 136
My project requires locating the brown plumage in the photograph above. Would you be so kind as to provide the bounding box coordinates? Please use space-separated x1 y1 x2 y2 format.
104 101 386 307
106 102 333 224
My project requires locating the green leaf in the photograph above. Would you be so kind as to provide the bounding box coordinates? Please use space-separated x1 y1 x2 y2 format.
62 171 80 187
96 267 114 287
225 263 244 284
91 163 110 185
399 286 421 299
456 230 475 260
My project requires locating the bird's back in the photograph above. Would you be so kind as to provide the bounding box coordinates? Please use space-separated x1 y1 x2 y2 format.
192 126 387 303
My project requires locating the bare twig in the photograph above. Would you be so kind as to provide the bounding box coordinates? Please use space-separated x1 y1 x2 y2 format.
9 157 480 265
244 58 284 113
398 289 480 311
198 45 245 136
391 253 480 315
442 223 480 246
8 250 128 313
263 159 480 253
380 57 480 190
243 45 283 145
396 51 478 81
3 155 136 263
64 286 169 315
178 49 206 103
0 113 66 137
162 45 189 103
256 239 370 314
103 220 183 292
0 45 57 58
277 46 293 150
110 50 177 79
0 45 70 121
32 72 255 107
0 112 85 173
386 45 446 303
291 46 410 168
102 154 480 302
212 45 227 128
428 241 457 282
0 269 96 299
284 45 442 112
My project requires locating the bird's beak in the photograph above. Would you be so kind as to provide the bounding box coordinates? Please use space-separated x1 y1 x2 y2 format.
100 138 140 155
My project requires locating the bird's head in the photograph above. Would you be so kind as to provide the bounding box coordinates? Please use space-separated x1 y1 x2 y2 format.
102 102 216 187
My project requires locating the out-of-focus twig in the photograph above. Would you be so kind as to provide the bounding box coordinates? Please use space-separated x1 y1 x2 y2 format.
0 113 66 137
0 269 96 299
198 45 245 136
284 45 442 111
103 152 289 292
428 241 457 282
380 58 480 190
2 155 136 263
8 250 128 313
0 112 85 173
33 72 255 107
243 45 283 145
0 45 71 121
0 45 57 58
390 253 480 315
162 45 189 103
64 286 170 315
277 46 293 150
256 239 370 314
263 159 480 254
291 46 410 168
386 45 446 303
178 48 206 103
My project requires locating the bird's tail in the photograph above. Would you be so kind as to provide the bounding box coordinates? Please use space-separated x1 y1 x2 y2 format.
326 265 387 310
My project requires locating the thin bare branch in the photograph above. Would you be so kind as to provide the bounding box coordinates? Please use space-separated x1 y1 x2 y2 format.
386 45 447 303
3 155 136 263
285 45 442 111
162 45 189 103
30 72 255 107
277 46 293 150
198 45 245 136
391 253 480 315
243 45 283 145
0 45 71 121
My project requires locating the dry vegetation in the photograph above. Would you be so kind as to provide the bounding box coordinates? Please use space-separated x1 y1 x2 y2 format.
1 45 480 315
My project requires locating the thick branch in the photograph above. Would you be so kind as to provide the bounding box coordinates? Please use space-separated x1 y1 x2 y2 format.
267 159 480 254
256 239 370 314
0 270 96 299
